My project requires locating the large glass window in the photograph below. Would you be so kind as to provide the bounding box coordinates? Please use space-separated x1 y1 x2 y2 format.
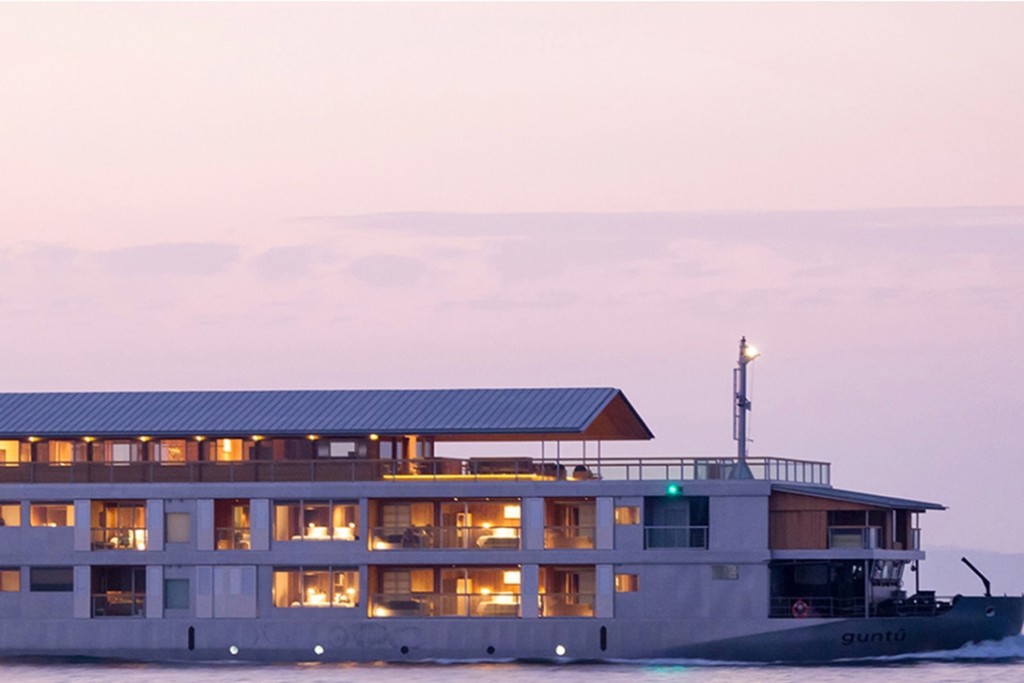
213 439 244 462
273 568 359 608
539 566 595 617
0 441 28 465
769 560 868 619
92 441 141 464
91 566 145 617
153 440 198 463
370 566 521 617
214 499 250 549
643 495 710 549
30 503 74 527
36 441 77 465
317 440 361 458
274 501 358 541
91 501 147 550
544 499 596 549
370 499 521 550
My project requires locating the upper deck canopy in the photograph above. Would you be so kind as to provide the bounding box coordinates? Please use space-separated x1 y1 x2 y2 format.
0 388 654 441
773 484 944 511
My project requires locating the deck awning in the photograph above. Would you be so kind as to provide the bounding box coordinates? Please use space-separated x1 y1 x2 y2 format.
0 387 654 441
773 484 945 511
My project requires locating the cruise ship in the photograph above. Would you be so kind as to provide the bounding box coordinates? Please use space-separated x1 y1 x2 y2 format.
0 341 1019 663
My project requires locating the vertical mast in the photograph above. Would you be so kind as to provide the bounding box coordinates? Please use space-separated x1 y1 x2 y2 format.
731 336 759 479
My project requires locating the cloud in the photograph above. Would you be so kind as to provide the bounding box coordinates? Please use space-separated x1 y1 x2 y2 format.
348 254 426 288
93 242 242 275
250 244 327 281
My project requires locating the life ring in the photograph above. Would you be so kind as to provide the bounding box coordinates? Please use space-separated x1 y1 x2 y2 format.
791 599 810 618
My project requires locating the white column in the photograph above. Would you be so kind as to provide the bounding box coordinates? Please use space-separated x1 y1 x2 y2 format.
595 564 614 618
595 497 614 550
521 565 539 618
73 500 91 551
147 499 165 551
196 500 214 551
147 565 164 619
73 566 91 619
249 499 270 551
523 498 545 550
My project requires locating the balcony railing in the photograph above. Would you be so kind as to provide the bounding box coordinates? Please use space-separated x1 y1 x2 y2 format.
370 592 521 618
827 526 884 550
543 526 596 549
90 527 148 550
92 592 145 617
0 455 829 485
644 525 709 549
539 592 595 618
770 593 955 619
369 525 521 550
770 596 867 619
215 527 251 550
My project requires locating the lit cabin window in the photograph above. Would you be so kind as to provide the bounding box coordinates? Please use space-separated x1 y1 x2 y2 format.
30 503 74 527
273 568 359 608
0 440 28 465
90 501 147 550
214 499 250 549
0 503 21 527
614 574 639 592
317 441 360 458
214 439 243 462
0 569 20 592
614 506 640 525
37 441 75 465
273 501 359 542
154 440 196 463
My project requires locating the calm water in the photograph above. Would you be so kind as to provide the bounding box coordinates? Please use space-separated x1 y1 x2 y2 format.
5 636 1024 683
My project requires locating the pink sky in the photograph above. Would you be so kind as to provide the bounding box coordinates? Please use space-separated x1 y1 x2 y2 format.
1 4 1024 555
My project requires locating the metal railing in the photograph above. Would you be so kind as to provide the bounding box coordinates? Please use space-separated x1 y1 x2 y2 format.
215 527 251 550
770 593 955 619
827 526 884 549
92 592 145 617
90 527 148 550
644 525 709 549
369 525 521 550
0 455 830 485
539 592 595 618
370 592 521 618
543 526 596 549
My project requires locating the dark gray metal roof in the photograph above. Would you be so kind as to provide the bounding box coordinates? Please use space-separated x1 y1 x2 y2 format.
0 388 653 440
773 484 944 511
